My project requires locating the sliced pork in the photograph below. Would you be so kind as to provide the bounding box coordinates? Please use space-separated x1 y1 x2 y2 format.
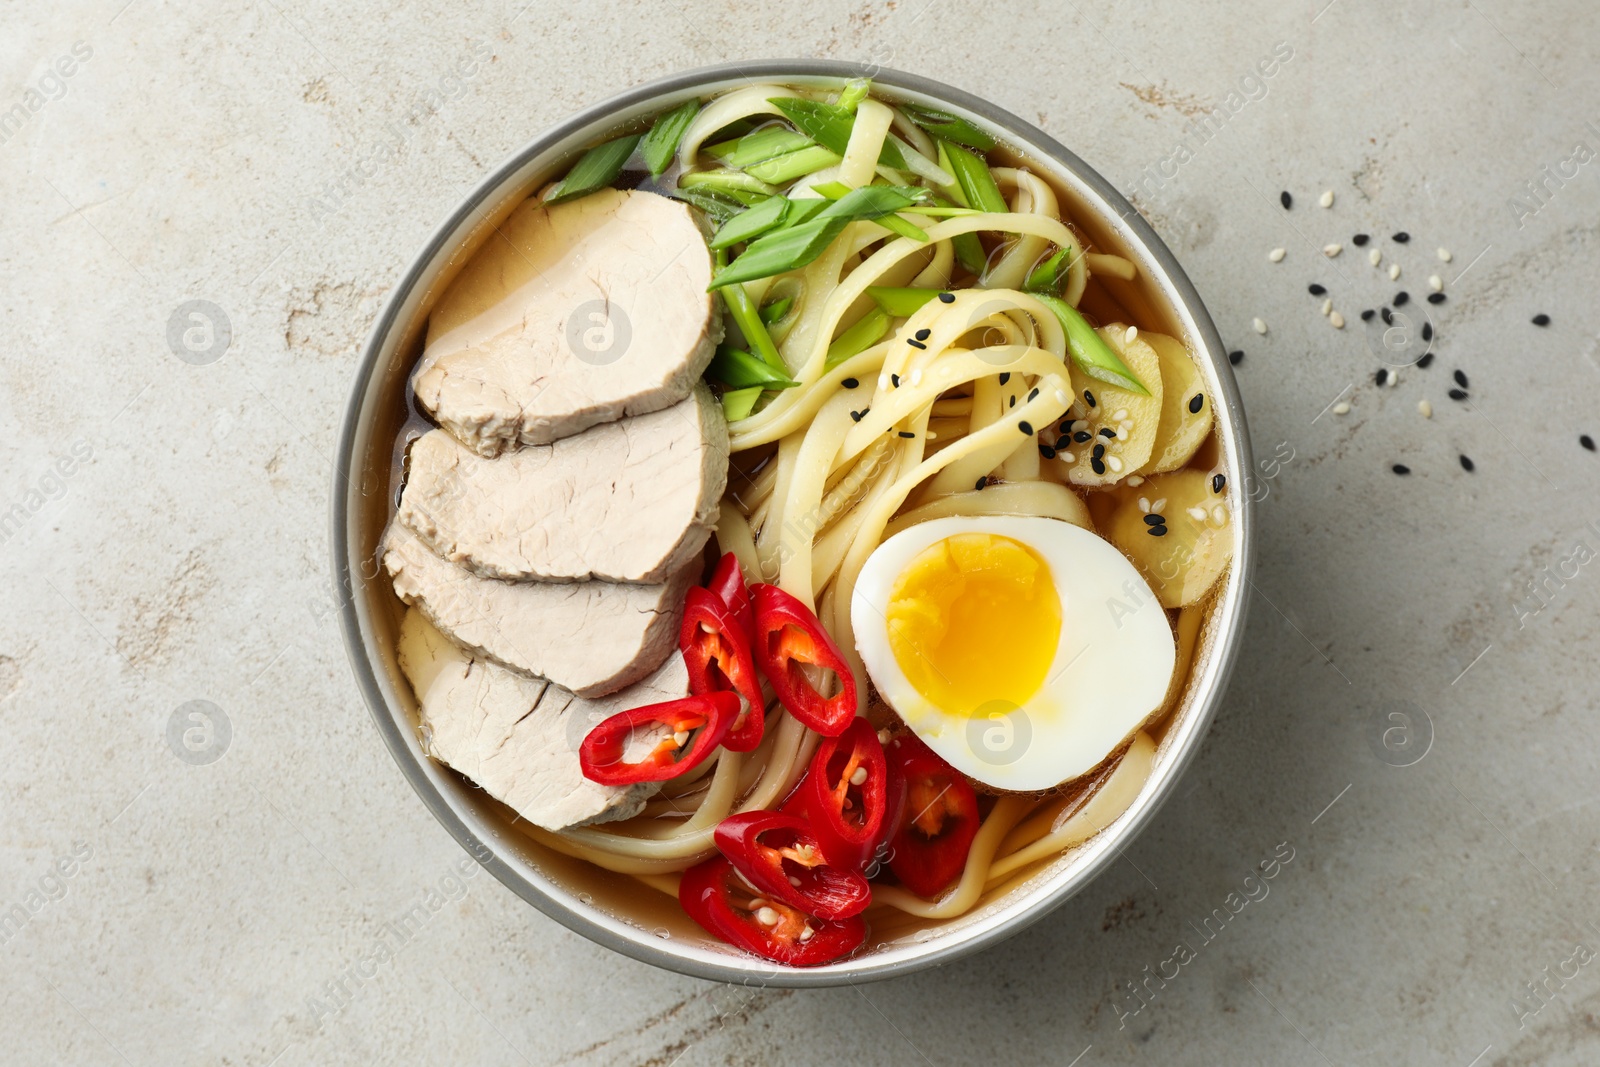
399 383 728 584
413 188 720 456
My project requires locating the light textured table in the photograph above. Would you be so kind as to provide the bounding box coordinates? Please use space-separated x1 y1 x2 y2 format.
5 2 1598 1064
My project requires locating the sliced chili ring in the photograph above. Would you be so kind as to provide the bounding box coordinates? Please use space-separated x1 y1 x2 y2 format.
749 582 858 736
706 552 756 645
792 717 889 871
885 733 980 899
679 855 866 967
714 811 871 920
679 586 765 751
577 692 739 786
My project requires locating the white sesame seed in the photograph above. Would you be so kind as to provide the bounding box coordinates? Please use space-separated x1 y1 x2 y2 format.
1126 325 1139 342
1112 408 1129 421
1324 243 1343 257
1418 399 1433 418
1212 505 1228 525
1388 369 1400 388
1151 497 1167 512
1126 475 1144 486
756 907 780 926
1054 389 1069 405
1060 451 1074 463
1320 298 1332 316
1070 419 1089 432
1253 317 1268 334
1369 248 1382 266
1107 455 1123 473
926 430 938 440
849 766 868 786
1319 190 1335 208
1138 496 1151 513
1437 247 1452 262
878 373 889 390
1333 401 1351 415
1389 263 1401 280
1268 247 1286 263
1429 274 1443 292
1187 506 1207 521
1329 311 1345 329
910 369 923 386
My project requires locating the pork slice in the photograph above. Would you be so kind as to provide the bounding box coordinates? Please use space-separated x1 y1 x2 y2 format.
381 521 694 697
399 383 728 584
398 607 693 832
414 188 720 456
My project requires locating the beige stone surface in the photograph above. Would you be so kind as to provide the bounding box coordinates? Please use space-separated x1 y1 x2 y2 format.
4 2 1600 1064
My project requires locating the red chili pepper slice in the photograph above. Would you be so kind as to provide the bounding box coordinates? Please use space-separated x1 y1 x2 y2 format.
578 692 739 786
749 583 857 736
714 811 871 921
679 855 866 967
885 734 979 899
679 586 765 751
791 717 889 871
706 552 755 645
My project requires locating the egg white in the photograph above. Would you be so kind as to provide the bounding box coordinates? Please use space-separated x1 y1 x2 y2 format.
850 515 1175 791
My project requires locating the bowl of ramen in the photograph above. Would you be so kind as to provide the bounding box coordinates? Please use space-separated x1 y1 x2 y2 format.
333 60 1255 985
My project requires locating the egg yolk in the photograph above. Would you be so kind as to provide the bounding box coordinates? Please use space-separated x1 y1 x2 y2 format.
883 533 1062 718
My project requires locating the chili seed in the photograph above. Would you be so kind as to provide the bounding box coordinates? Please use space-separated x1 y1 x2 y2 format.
1459 454 1475 472
1392 464 1411 475
1188 393 1204 414
1532 313 1550 326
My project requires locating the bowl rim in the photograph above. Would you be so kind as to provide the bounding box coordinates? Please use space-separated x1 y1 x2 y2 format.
331 58 1256 987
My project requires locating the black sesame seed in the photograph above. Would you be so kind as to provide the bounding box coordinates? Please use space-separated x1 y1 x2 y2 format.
1394 291 1409 307
1084 390 1096 407
1392 232 1410 243
1019 420 1034 435
1091 458 1107 475
999 372 1010 385
1392 464 1411 475
1228 350 1244 365
841 377 859 389
1146 523 1167 536
1459 454 1475 472
1073 431 1091 443
906 338 927 350
1448 388 1467 401
1212 473 1226 493
896 431 915 440
1308 284 1327 296
1028 387 1039 401
1280 190 1292 209
1092 443 1106 460
1421 323 1433 341
1581 434 1596 452
1427 292 1446 305
1039 442 1057 459
1353 233 1370 246
1096 427 1114 439
1453 369 1468 388
850 409 866 422
1143 514 1165 527
974 476 987 490
1009 395 1016 409
1188 393 1204 414
1417 352 1435 368
891 373 901 387
914 328 931 341
1381 307 1394 326
1375 368 1389 386
1532 313 1550 326
938 292 955 303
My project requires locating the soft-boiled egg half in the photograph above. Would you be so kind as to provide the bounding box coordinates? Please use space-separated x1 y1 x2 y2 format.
851 515 1174 791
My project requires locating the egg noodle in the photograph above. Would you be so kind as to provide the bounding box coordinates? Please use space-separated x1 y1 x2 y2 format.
509 85 1192 925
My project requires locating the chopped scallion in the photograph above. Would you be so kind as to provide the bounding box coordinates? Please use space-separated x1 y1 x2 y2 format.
867 287 941 317
708 345 798 390
704 127 813 168
678 169 779 196
836 79 871 112
1025 246 1073 295
714 249 784 369
710 195 790 250
825 309 890 368
758 295 794 324
639 99 701 177
721 386 764 422
545 134 640 205
901 104 997 152
744 145 842 185
942 141 1008 215
769 98 908 169
1034 294 1150 396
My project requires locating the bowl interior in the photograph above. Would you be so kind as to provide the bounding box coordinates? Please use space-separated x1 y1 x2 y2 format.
333 61 1254 986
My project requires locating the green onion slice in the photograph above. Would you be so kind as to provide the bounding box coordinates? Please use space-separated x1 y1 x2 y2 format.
1034 294 1150 396
546 135 640 205
769 98 908 170
708 345 798 390
942 141 1008 215
901 104 996 152
867 286 942 317
640 100 700 177
721 386 764 422
825 309 890 368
